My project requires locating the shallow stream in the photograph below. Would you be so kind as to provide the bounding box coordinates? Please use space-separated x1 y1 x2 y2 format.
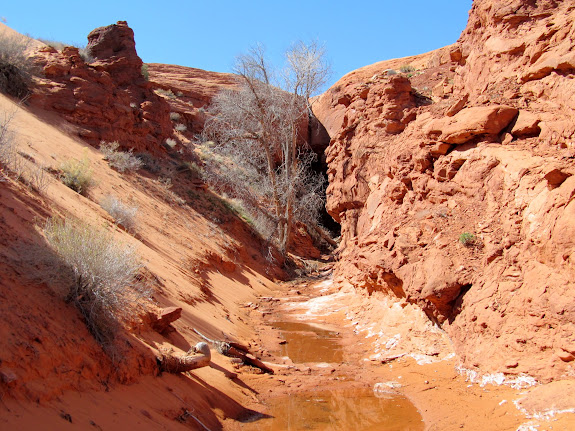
241 317 424 430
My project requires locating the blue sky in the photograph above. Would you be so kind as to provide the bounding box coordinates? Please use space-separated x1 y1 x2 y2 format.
2 1 472 88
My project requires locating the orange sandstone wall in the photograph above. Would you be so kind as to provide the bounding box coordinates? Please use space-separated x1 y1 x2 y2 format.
314 0 575 382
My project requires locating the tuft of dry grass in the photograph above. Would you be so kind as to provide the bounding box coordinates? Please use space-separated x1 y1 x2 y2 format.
100 194 138 231
174 123 187 132
60 153 93 195
100 141 143 173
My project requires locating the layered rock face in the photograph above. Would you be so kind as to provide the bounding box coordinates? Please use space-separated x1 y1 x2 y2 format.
315 0 575 381
29 21 172 155
147 63 238 135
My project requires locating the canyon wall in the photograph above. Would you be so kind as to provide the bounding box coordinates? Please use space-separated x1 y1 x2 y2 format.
314 0 575 382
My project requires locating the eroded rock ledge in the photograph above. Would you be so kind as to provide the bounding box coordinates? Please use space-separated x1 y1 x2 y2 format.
314 0 575 382
29 21 172 155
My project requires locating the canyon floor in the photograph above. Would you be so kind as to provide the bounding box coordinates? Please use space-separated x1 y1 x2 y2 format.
226 276 575 431
4 267 575 430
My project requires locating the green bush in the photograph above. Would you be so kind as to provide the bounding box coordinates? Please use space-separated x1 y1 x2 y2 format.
459 232 476 247
60 154 93 195
43 217 148 344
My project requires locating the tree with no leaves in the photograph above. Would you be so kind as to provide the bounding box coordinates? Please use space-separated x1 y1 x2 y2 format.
203 42 330 255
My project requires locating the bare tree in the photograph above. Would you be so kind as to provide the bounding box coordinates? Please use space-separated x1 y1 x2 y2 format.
203 42 330 254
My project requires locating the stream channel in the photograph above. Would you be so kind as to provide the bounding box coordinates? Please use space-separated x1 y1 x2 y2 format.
241 279 425 431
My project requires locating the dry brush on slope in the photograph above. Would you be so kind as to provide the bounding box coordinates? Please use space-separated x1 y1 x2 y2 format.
43 217 148 347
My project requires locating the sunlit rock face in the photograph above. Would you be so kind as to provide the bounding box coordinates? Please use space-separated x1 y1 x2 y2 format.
314 0 575 382
30 21 172 155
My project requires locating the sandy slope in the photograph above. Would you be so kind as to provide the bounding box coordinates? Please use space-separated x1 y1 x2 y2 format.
0 92 280 429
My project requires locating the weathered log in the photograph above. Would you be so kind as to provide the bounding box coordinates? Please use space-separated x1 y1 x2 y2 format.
159 342 211 373
226 346 274 374
192 328 274 374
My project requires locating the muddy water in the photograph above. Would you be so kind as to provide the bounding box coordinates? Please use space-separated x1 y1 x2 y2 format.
247 388 423 431
271 321 343 363
243 319 424 430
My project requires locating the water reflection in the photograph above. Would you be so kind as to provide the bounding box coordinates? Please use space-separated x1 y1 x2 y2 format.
243 388 423 431
272 321 343 364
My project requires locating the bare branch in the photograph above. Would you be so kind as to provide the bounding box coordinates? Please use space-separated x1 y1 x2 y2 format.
203 42 331 254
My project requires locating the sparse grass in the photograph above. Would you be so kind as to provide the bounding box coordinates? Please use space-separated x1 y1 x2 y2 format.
459 232 477 247
78 46 93 63
178 160 203 180
156 176 186 206
0 110 50 193
174 123 187 132
155 88 176 99
400 65 416 73
100 141 143 173
37 38 68 51
21 160 50 194
43 217 148 345
141 64 149 81
157 176 172 189
100 194 138 231
60 153 93 195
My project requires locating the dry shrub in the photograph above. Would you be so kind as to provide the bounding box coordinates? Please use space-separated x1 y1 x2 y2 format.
0 109 18 177
43 217 149 345
0 31 33 98
100 141 143 173
60 154 93 195
20 158 50 193
0 109 50 193
100 194 138 231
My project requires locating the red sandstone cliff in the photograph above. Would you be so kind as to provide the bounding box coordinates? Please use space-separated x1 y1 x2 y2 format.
29 21 173 155
314 0 575 382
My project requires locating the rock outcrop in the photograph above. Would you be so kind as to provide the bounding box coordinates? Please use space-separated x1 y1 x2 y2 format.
315 0 575 382
147 63 238 135
29 21 172 155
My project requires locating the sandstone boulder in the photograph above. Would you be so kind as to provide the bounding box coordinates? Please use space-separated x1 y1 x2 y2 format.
428 105 518 144
510 111 541 138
